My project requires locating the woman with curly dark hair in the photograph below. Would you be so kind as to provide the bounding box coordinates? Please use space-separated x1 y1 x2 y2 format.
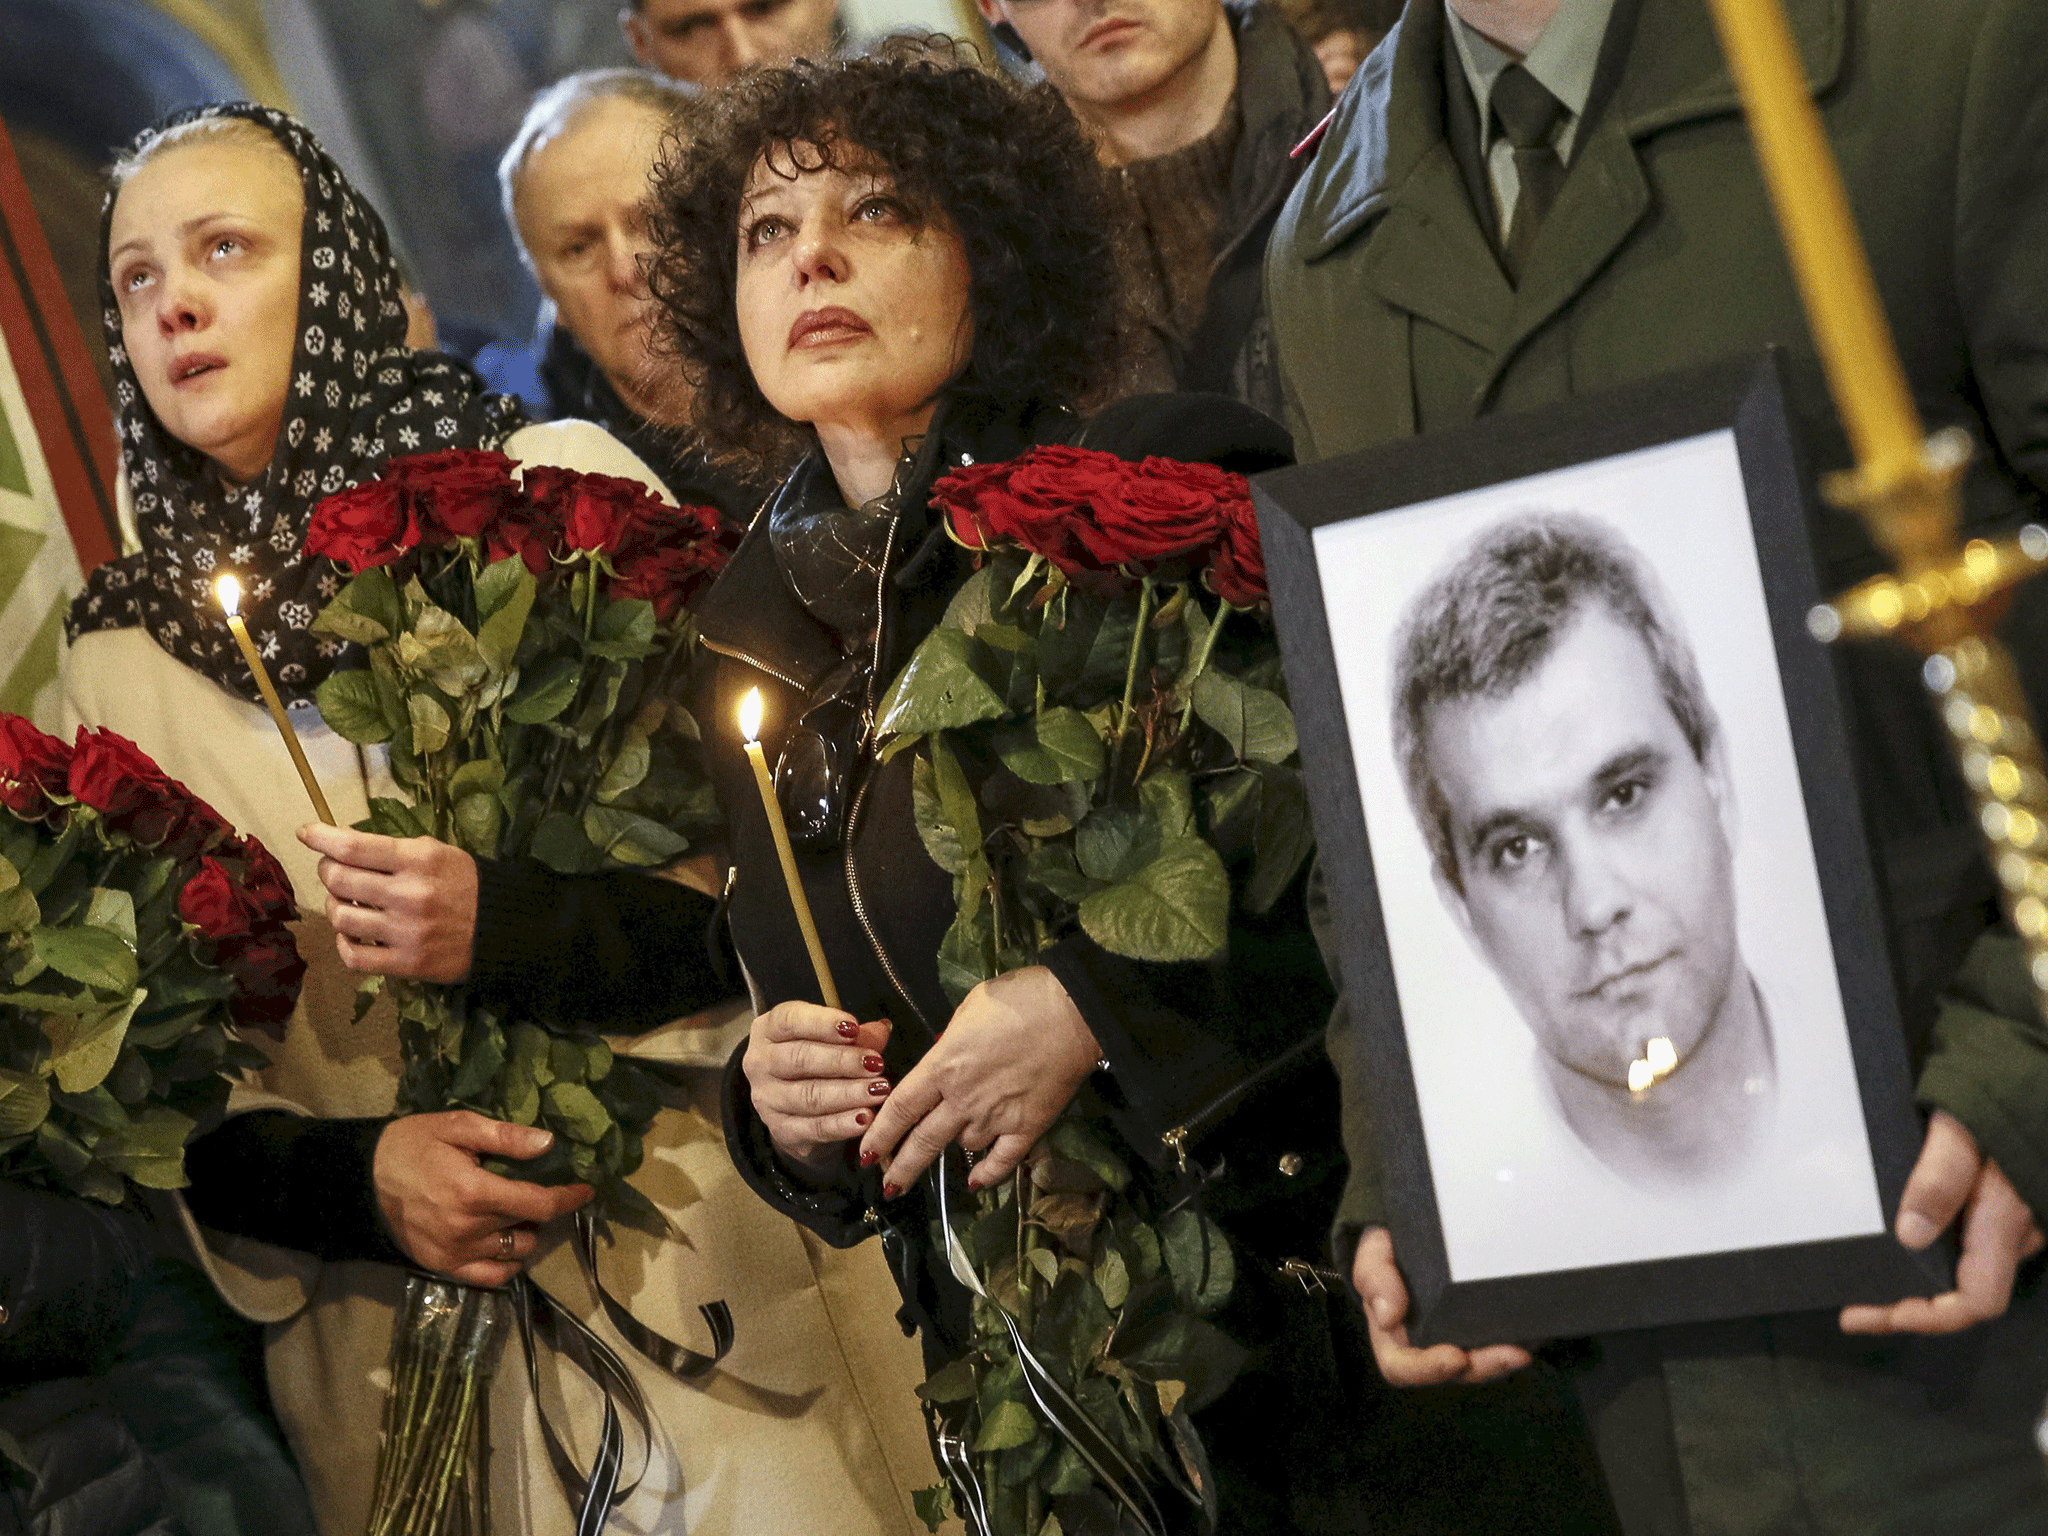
645 39 1126 485
626 40 1389 1536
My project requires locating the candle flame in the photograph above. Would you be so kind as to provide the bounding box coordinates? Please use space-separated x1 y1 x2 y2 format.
738 686 764 744
1627 1037 1679 1096
215 574 242 617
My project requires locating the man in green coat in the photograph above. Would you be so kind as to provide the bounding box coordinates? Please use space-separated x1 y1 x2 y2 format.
1265 0 2048 1529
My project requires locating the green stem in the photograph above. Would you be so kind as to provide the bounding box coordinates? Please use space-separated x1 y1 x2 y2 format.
580 560 598 643
1117 578 1156 743
1016 1166 1034 1340
1178 598 1234 732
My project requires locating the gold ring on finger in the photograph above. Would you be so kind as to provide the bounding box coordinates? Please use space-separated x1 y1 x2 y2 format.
498 1229 516 1260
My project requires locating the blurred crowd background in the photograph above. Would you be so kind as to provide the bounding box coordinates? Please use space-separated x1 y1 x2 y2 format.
0 0 1391 416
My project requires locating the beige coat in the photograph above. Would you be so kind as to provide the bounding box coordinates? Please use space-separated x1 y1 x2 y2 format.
63 420 951 1535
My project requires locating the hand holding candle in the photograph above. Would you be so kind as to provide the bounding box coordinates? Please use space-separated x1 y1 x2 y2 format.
215 575 336 826
738 686 841 1010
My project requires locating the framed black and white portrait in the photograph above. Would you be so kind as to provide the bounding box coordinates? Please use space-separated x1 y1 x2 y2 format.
1256 355 1946 1344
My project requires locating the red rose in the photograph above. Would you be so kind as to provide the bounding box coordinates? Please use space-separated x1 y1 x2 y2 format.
158 792 234 864
0 712 72 821
1074 468 1226 571
67 728 190 847
395 449 517 540
934 447 1112 577
1134 456 1242 501
178 857 255 939
220 932 306 1034
606 503 732 618
529 468 663 556
308 477 417 572
1208 492 1268 608
485 499 554 577
234 837 301 925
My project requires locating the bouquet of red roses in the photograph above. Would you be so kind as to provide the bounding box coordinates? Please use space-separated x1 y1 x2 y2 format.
306 449 735 1536
0 714 300 1205
884 444 1305 985
876 446 1310 1536
307 448 734 1218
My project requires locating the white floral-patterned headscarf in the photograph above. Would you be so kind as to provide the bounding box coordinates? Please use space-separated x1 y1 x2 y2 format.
67 103 526 708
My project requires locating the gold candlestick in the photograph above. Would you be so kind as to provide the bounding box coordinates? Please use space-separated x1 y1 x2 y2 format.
1705 0 2048 1010
214 575 336 826
737 687 841 1010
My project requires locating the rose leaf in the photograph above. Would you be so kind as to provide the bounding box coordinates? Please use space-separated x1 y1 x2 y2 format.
530 811 600 874
542 1079 613 1146
936 904 994 1008
406 693 452 755
1024 840 1096 905
0 861 40 934
1074 806 1160 885
47 986 147 1094
1076 838 1229 963
592 732 652 805
504 657 582 725
33 925 137 995
910 755 966 875
580 807 688 867
0 1068 50 1138
1160 1206 1235 1315
1245 762 1315 915
84 888 137 947
972 1398 1039 1454
875 628 1007 737
1138 770 1197 841
309 601 390 646
315 669 394 745
1189 671 1297 765
916 1358 978 1405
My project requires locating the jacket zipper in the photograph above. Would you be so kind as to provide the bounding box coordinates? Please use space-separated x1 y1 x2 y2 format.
699 632 807 694
1160 1032 1323 1171
841 509 936 1038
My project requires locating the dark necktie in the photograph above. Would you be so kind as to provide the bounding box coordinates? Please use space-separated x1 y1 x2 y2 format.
1492 63 1568 283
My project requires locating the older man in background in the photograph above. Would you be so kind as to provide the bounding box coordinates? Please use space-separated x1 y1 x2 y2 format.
620 0 841 83
974 0 1328 411
500 69 763 521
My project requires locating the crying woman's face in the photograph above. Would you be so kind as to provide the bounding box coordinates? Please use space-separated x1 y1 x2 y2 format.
109 136 305 484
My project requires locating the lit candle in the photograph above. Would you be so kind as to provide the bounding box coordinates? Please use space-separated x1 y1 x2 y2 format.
737 687 841 1010
1702 0 1926 497
215 575 336 825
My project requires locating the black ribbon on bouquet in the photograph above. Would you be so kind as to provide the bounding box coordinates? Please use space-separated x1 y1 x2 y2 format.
928 1149 1181 1536
515 1208 734 1535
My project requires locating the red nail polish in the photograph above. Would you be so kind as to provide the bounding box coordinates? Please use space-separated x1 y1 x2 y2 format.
859 1147 877 1165
883 1182 901 1199
868 1079 891 1097
836 1021 858 1040
862 1053 885 1073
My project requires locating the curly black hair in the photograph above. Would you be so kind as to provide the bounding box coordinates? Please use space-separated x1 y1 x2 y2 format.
645 38 1124 479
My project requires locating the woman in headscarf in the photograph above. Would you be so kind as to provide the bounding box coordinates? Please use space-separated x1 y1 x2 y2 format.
62 103 944 1536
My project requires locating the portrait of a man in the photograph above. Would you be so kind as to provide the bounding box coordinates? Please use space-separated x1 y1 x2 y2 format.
1306 428 1887 1281
1389 515 1775 1188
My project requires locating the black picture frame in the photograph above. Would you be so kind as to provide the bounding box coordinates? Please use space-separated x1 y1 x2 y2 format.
1254 353 1950 1346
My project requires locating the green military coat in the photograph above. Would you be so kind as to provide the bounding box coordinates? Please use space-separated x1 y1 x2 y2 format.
1266 0 2048 1530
